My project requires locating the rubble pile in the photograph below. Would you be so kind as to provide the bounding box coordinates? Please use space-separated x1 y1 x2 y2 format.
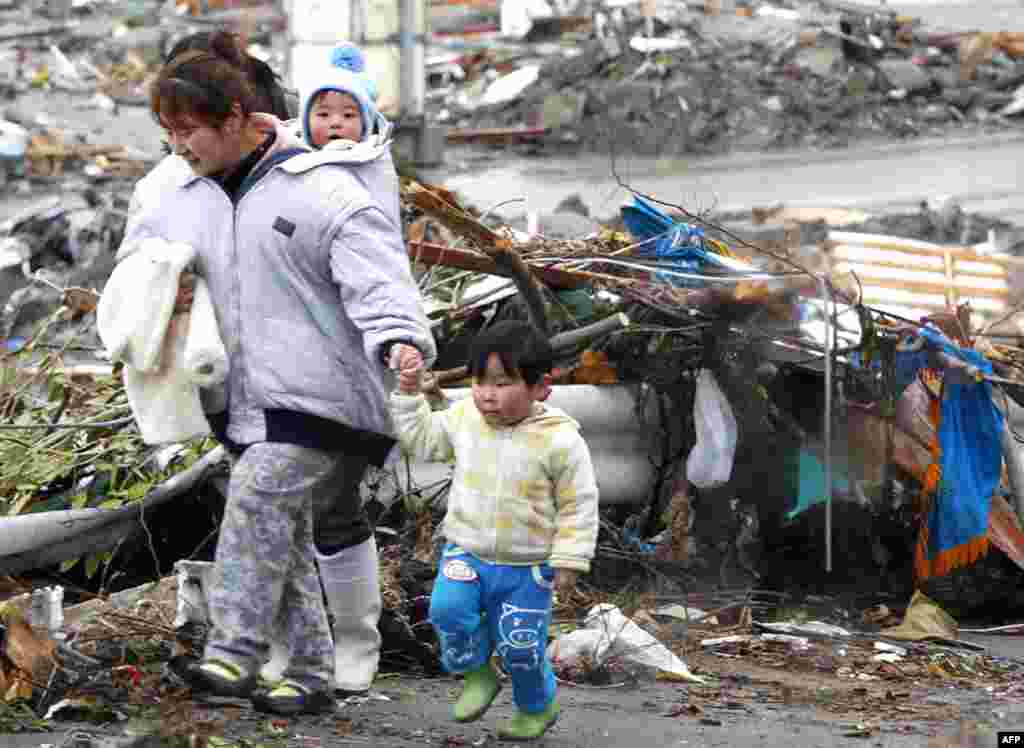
0 0 292 198
0 2 1023 746
429 0 1024 156
0 5 161 175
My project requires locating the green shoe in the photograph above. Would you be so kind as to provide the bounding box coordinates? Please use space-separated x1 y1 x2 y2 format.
452 663 502 723
250 680 336 716
497 701 560 742
186 658 257 699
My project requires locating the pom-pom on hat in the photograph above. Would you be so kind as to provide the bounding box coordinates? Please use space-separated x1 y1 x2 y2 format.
330 42 380 102
300 41 377 144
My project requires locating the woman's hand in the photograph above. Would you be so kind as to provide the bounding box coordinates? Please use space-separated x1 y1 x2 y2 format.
390 343 424 394
175 272 196 313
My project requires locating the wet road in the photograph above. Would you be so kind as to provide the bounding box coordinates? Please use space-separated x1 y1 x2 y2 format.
423 130 1024 226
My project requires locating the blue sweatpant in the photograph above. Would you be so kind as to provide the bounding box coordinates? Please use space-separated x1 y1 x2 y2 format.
429 544 557 714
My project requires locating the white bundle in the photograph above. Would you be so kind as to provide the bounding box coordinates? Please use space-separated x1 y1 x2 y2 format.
98 237 228 444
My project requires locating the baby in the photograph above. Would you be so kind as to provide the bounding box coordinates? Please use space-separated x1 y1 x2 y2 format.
300 42 380 148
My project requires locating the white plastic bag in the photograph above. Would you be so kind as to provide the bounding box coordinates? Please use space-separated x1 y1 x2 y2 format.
686 368 738 489
547 604 705 683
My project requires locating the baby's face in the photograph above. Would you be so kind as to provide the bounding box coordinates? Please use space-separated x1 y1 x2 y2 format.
309 91 363 146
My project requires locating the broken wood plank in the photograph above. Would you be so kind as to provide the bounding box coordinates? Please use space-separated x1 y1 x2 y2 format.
28 145 127 159
831 251 1008 278
827 232 1024 268
446 127 549 145
0 23 69 42
853 273 1008 300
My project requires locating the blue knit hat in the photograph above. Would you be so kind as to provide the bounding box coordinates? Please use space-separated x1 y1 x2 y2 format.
329 41 379 102
300 42 377 145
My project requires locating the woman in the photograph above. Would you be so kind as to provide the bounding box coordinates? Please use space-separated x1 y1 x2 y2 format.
131 30 294 215
124 46 435 714
131 30 398 701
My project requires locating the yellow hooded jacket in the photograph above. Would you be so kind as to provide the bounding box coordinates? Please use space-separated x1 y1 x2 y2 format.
390 393 599 572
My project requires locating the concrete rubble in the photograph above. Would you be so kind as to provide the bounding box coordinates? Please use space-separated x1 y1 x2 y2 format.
426 1 1024 157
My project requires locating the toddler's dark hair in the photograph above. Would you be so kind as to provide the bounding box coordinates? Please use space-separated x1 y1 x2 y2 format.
467 320 553 386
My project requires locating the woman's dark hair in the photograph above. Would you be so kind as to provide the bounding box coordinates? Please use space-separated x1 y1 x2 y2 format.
163 30 290 120
467 320 554 386
151 50 260 129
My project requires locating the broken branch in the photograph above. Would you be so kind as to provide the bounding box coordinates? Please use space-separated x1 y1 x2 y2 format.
493 245 551 337
402 180 510 249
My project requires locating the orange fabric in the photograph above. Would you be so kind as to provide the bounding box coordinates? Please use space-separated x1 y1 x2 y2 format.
913 380 997 583
915 527 989 581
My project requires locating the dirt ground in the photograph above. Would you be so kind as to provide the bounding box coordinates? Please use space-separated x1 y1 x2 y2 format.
6 616 1022 748
12 651 1024 748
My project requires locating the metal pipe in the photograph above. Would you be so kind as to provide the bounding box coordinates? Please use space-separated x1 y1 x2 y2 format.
553 256 807 282
819 276 833 573
0 446 227 575
550 312 631 352
382 385 661 507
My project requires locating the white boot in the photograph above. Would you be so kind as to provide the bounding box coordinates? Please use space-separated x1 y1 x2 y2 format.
316 536 382 693
260 637 290 683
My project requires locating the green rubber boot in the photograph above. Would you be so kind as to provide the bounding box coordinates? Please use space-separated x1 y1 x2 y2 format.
497 701 560 742
452 662 502 723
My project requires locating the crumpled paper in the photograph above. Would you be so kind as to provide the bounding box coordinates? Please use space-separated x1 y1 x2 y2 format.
880 590 958 642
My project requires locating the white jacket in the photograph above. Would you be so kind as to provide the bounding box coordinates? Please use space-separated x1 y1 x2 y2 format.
122 116 433 453
97 237 228 445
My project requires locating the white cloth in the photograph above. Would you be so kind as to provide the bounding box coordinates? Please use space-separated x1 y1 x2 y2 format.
97 237 228 445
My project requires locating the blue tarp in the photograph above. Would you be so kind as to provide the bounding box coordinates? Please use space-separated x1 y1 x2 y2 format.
620 196 751 287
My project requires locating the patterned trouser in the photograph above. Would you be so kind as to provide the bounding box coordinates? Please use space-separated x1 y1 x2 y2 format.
429 544 558 714
204 443 342 691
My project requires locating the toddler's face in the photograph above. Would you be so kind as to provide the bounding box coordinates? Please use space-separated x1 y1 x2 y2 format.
309 91 363 146
471 353 549 427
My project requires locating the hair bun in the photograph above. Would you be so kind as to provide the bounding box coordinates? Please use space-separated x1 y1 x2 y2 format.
330 42 366 73
208 29 246 67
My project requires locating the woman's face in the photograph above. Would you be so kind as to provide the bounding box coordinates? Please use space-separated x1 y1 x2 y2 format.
163 113 243 176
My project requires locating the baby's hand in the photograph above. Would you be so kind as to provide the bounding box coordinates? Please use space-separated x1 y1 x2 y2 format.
390 343 424 394
554 568 579 604
175 272 196 314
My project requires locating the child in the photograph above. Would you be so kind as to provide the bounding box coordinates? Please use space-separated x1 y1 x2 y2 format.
300 42 382 149
297 42 402 235
389 321 599 741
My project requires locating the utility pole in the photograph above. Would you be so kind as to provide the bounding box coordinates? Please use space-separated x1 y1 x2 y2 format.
399 0 426 120
395 0 444 165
